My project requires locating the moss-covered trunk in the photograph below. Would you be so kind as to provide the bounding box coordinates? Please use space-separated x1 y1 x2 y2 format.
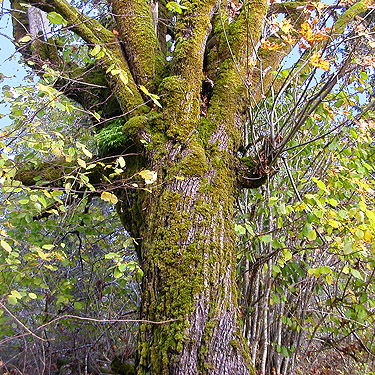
134 134 252 374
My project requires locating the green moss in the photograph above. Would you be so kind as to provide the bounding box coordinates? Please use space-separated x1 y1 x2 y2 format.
334 0 367 34
159 75 200 140
122 115 148 137
112 0 164 86
180 144 208 176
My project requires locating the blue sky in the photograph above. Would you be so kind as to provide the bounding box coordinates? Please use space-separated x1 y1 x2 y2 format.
0 0 29 128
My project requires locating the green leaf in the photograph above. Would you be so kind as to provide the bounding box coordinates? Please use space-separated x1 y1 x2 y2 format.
343 241 353 255
74 302 84 310
283 250 292 261
166 1 187 13
260 234 272 243
90 44 101 56
113 268 123 279
350 269 363 280
104 252 117 260
47 11 68 26
235 224 246 235
307 229 316 241
7 295 18 305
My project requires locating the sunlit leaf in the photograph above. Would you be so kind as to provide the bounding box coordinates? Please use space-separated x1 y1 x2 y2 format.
101 191 118 204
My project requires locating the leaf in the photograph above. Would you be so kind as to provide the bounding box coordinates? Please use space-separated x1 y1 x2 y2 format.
283 250 292 261
77 158 86 168
280 18 295 34
261 234 272 243
10 290 22 299
343 241 354 255
261 39 286 51
101 191 118 204
90 45 101 56
310 52 330 71
1 239 12 253
117 156 125 168
139 85 162 107
235 224 246 235
350 269 363 280
104 252 117 260
47 11 68 26
166 1 187 13
312 177 327 192
307 229 317 241
42 244 55 250
299 22 329 45
113 268 123 279
74 302 84 310
28 293 37 299
7 295 18 305
139 170 157 184
18 35 32 43
82 147 93 158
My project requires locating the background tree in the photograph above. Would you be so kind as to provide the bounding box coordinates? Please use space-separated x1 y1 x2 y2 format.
0 0 375 374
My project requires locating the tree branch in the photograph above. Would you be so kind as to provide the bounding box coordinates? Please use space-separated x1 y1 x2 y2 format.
111 0 165 87
14 0 147 114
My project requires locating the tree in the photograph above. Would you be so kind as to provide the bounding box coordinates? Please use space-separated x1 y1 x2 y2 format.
1 0 375 374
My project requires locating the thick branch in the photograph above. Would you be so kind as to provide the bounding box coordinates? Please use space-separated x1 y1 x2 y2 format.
18 0 146 114
112 0 165 87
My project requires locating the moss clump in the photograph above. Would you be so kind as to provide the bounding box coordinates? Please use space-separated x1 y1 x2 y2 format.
159 75 200 140
180 144 208 176
122 115 148 137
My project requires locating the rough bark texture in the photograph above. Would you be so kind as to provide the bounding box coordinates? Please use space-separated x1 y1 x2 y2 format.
10 0 270 373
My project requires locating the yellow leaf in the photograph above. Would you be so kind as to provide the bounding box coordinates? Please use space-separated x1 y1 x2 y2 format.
300 22 329 45
364 230 373 243
139 170 157 184
117 156 125 168
82 147 93 158
261 39 286 51
280 18 294 34
77 158 86 168
309 52 330 71
101 191 118 204
36 248 51 261
1 239 12 253
18 35 32 43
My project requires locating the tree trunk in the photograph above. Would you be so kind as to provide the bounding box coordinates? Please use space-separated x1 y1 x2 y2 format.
131 136 252 374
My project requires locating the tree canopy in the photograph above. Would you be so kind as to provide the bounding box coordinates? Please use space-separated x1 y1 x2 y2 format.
0 0 375 374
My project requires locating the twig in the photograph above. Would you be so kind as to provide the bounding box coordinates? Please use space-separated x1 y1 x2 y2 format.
0 307 181 346
0 301 47 342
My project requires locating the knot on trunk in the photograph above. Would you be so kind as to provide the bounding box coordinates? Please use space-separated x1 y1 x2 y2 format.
236 156 269 189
